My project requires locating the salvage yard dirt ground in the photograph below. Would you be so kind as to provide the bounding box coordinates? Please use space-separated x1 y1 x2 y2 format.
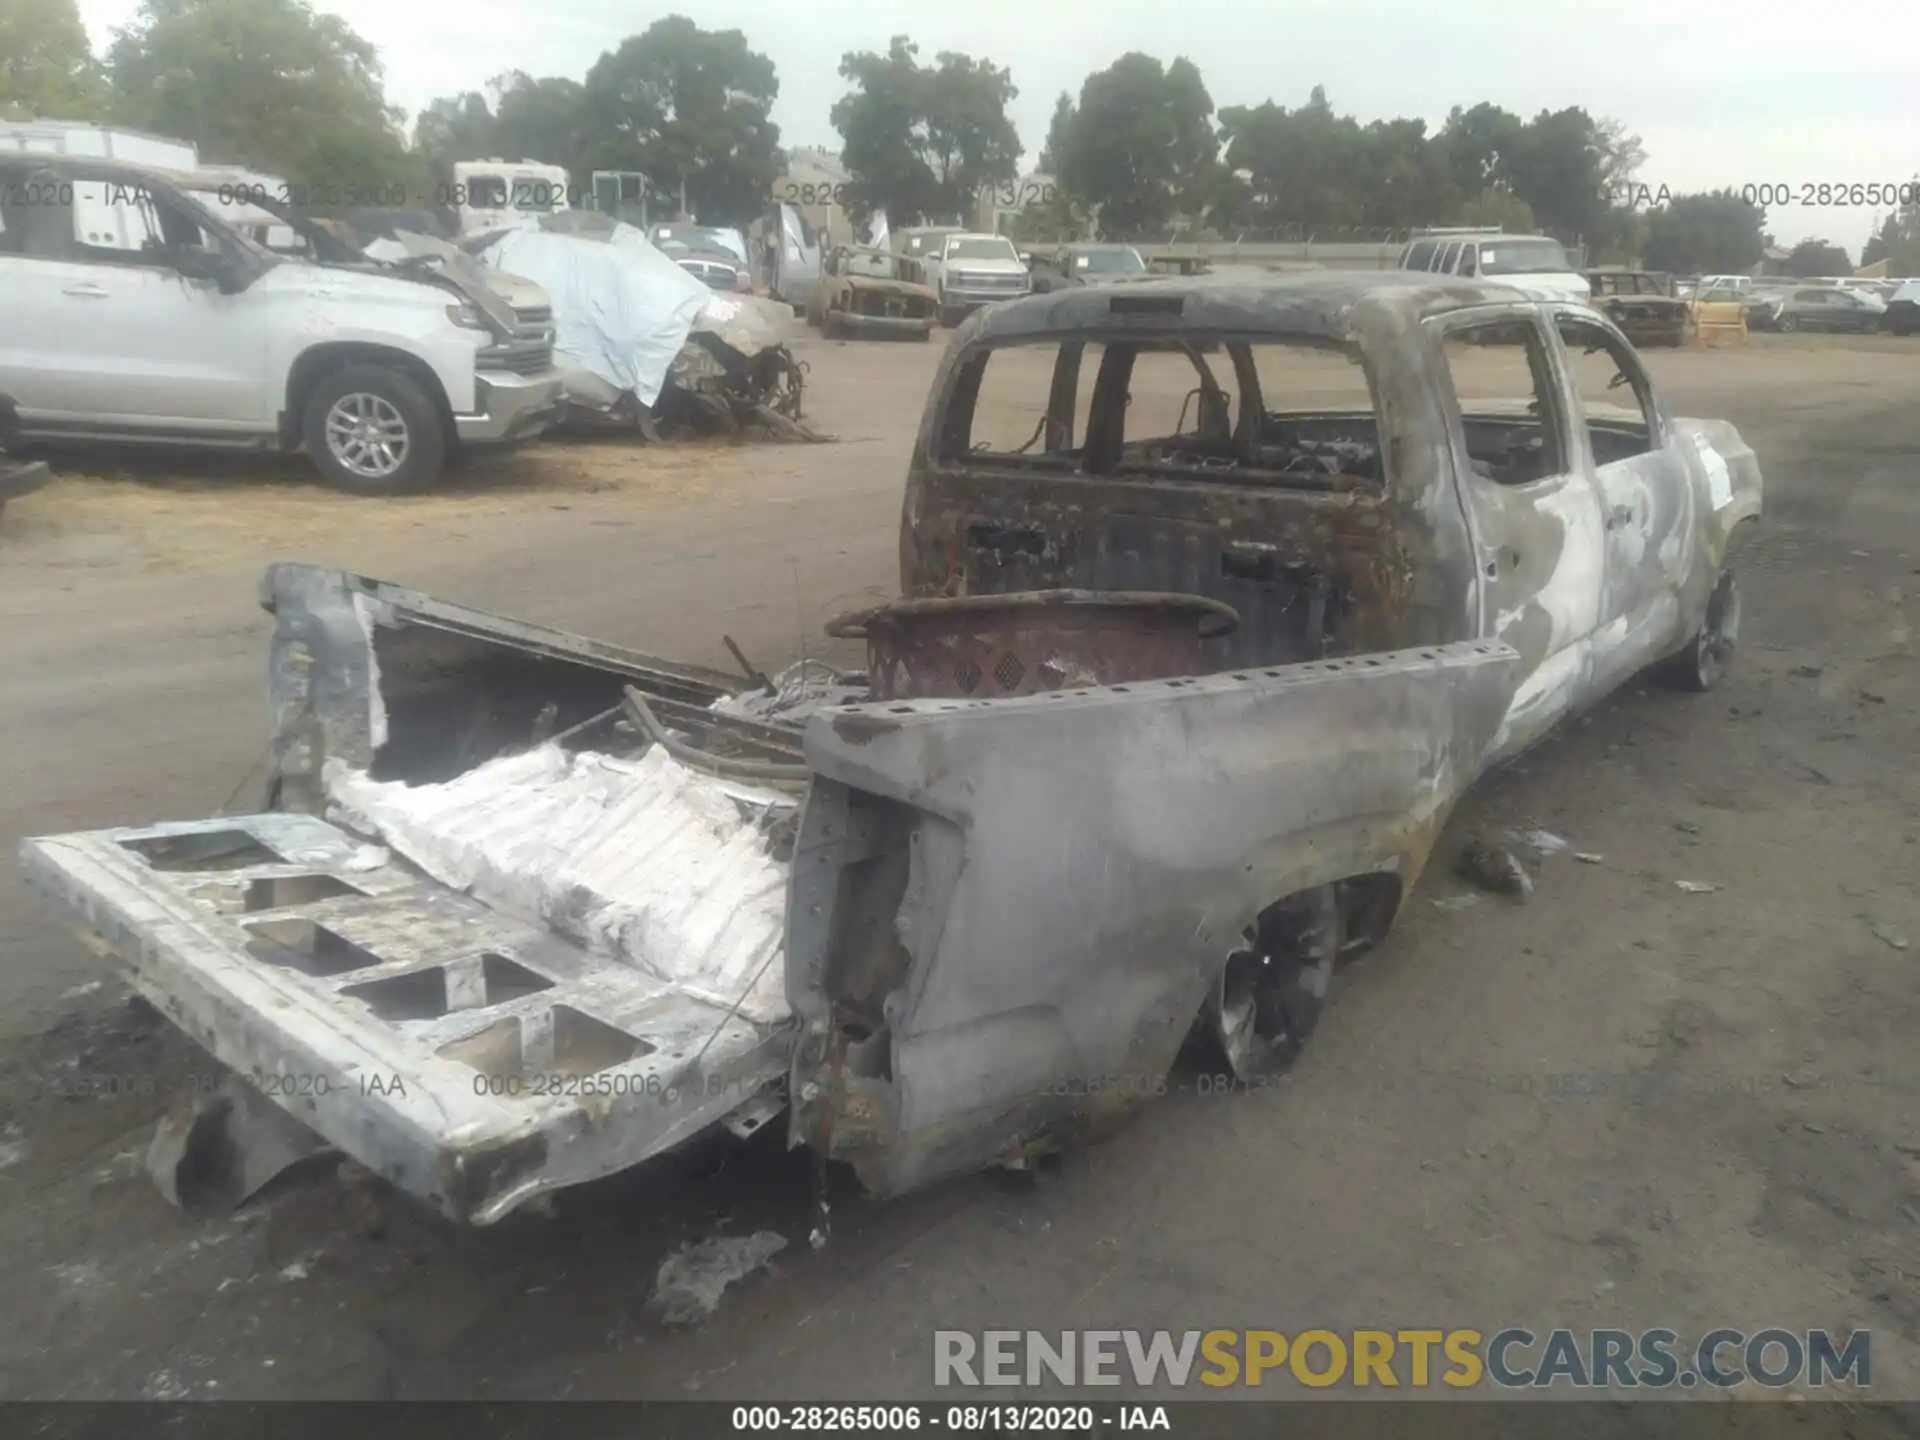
1 330 1917 1406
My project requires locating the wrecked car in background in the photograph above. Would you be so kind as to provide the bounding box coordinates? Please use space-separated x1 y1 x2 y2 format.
1586 270 1691 347
805 245 938 340
19 273 1758 1224
1028 243 1150 293
464 214 820 441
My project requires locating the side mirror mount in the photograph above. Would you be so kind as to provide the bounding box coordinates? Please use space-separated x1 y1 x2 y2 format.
170 246 232 288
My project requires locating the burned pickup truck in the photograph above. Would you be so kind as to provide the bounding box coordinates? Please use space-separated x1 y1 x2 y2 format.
20 273 1759 1223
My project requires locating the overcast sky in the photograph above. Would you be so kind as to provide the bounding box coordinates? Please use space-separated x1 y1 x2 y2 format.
79 0 1920 255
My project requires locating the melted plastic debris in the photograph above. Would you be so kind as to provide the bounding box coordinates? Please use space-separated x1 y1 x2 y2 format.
652 1231 789 1326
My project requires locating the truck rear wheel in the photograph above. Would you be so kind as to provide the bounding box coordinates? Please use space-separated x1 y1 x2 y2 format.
1198 884 1341 1080
1661 567 1741 692
302 365 445 496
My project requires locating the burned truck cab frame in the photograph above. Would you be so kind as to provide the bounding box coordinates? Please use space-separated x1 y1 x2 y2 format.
780 272 1758 1193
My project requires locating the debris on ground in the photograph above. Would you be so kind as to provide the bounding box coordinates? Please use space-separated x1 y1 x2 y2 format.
709 659 870 722
1458 843 1532 900
651 1231 789 1327
1507 828 1569 856
1674 880 1720 894
146 1073 335 1213
1870 923 1910 951
1431 892 1485 913
1574 853 1604 865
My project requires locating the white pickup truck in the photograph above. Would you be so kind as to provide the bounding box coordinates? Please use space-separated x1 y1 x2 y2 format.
921 232 1032 327
0 154 566 494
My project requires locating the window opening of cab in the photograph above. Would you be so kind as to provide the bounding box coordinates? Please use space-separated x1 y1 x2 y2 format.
1436 317 1569 487
942 335 1384 492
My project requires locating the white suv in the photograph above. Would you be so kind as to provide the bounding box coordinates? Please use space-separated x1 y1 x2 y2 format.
0 156 566 494
1396 230 1592 306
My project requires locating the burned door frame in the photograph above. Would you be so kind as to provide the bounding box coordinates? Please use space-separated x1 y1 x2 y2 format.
1426 302 1608 762
1542 305 1692 695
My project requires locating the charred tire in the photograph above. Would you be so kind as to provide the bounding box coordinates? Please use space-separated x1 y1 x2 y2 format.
1199 884 1341 1081
1777 313 1799 333
822 307 842 340
301 364 444 496
1661 566 1741 692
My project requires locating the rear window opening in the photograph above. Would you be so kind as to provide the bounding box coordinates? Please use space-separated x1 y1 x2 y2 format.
941 335 1384 491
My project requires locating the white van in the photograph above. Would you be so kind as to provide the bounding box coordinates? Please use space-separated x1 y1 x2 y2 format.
1397 229 1591 306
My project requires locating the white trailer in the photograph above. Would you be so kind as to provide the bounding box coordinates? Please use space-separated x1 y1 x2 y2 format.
451 159 573 236
0 119 198 170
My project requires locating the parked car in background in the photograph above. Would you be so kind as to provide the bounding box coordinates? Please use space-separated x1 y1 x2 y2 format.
653 232 752 293
921 232 1032 325
0 154 565 494
1586 270 1691 346
647 223 748 263
1695 283 1779 330
1396 229 1592 305
806 245 937 339
1029 243 1149 292
892 226 965 268
1883 279 1920 336
1768 286 1886 333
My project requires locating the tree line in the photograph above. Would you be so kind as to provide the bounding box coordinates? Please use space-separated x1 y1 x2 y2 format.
6 0 1914 275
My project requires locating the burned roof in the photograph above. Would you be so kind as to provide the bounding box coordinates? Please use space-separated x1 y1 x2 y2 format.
965 269 1540 345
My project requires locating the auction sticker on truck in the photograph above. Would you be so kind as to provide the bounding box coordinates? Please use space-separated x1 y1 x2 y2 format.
1692 433 1734 510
